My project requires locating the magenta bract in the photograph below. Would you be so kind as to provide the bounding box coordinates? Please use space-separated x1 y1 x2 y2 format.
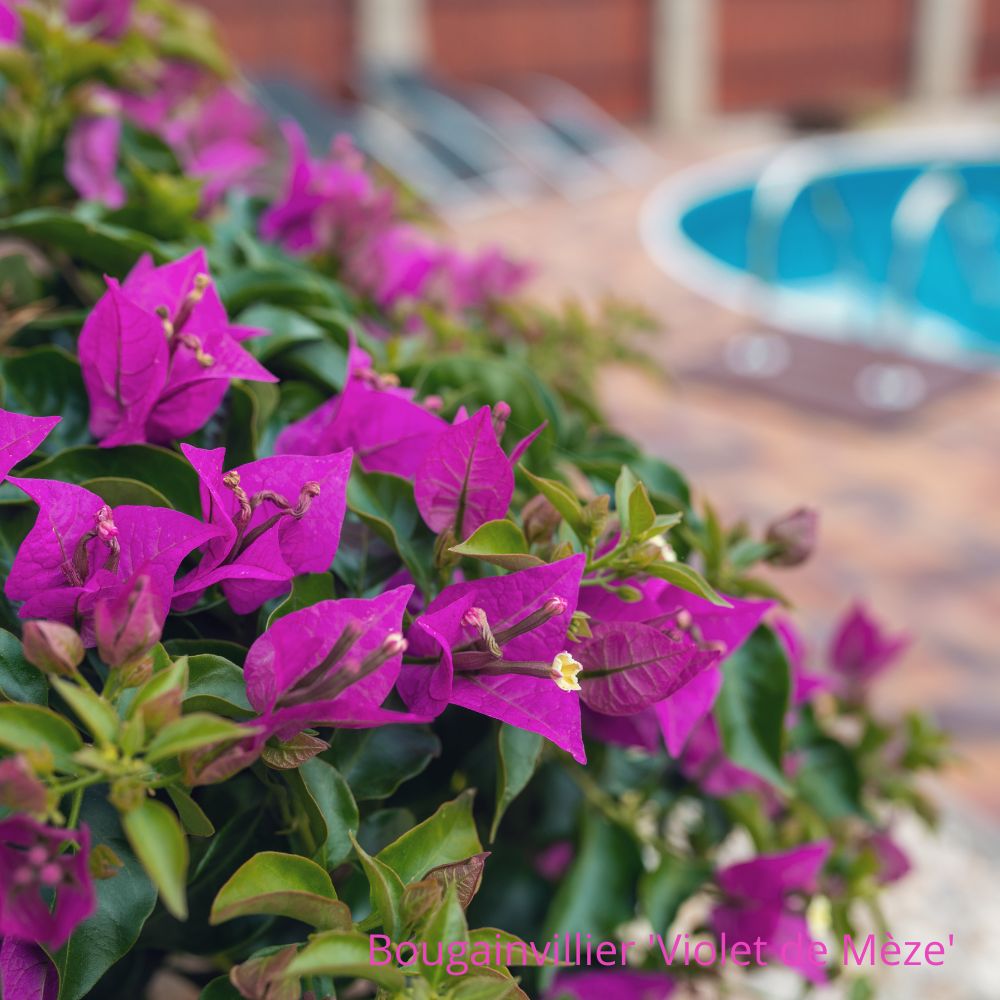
576 621 720 717
243 586 425 738
261 121 392 256
679 714 767 798
66 0 132 38
0 817 95 950
0 938 58 1000
275 342 448 478
4 478 216 643
400 555 587 762
0 409 59 481
65 115 124 209
829 603 910 689
78 249 276 446
547 970 674 1000
713 841 832 984
414 405 513 538
579 581 771 753
173 444 351 615
0 2 21 44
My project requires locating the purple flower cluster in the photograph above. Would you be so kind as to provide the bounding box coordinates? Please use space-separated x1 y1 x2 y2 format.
262 122 530 311
79 249 276 446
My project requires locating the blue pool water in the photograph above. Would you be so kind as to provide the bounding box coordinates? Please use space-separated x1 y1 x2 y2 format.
644 139 1000 366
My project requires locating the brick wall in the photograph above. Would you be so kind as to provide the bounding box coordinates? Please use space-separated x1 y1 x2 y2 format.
426 0 653 120
718 0 915 112
198 0 355 98
195 1 1000 123
976 0 1000 85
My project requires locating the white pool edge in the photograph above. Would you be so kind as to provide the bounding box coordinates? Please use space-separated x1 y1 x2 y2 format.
639 125 1000 367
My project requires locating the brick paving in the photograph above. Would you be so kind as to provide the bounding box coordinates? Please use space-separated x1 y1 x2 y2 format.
452 123 1000 822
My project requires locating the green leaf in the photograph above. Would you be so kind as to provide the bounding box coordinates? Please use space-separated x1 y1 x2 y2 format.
346 466 436 595
715 627 791 792
199 978 242 1000
451 974 527 999
0 347 89 455
237 304 327 363
210 851 351 930
627 454 691 511
400 353 557 464
164 639 247 664
796 738 865 821
0 627 46 704
416 884 469 986
614 466 639 535
144 713 249 763
521 468 586 540
328 725 440 800
450 520 544 571
639 854 712 930
645 561 730 606
166 786 216 838
273 338 351 394
128 656 188 719
0 703 82 765
285 931 405 991
217 265 352 317
468 928 555 966
543 812 642 943
266 573 336 628
0 446 201 518
350 832 405 937
222 381 272 468
290 757 359 869
491 725 543 841
120 797 189 920
1 442 199 513
51 678 119 747
53 796 157 1000
377 790 483 885
78 476 173 508
183 654 252 718
627 482 657 539
0 207 178 275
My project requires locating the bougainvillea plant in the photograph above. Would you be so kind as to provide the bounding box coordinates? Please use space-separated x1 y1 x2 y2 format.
0 4 947 999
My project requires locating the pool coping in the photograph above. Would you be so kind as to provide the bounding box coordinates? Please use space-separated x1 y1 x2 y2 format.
639 124 1000 369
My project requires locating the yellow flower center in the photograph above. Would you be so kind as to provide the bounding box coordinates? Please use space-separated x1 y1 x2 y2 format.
550 651 582 692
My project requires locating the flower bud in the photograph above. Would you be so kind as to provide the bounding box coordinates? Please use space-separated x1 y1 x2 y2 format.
765 507 819 567
543 596 569 616
550 651 583 692
522 493 561 545
21 620 84 677
614 585 643 603
0 756 48 815
94 574 162 672
137 687 182 734
109 779 146 813
230 945 299 1000
492 400 511 439
381 632 408 657
567 610 592 642
581 494 610 541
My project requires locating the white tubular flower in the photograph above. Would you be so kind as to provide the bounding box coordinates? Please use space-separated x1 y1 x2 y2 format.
550 651 583 692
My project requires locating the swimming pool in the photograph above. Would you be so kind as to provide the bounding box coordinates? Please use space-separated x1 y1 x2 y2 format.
641 128 1000 368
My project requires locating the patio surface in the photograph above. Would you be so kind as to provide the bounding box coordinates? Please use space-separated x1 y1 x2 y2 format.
451 122 1000 822
148 121 1000 1000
